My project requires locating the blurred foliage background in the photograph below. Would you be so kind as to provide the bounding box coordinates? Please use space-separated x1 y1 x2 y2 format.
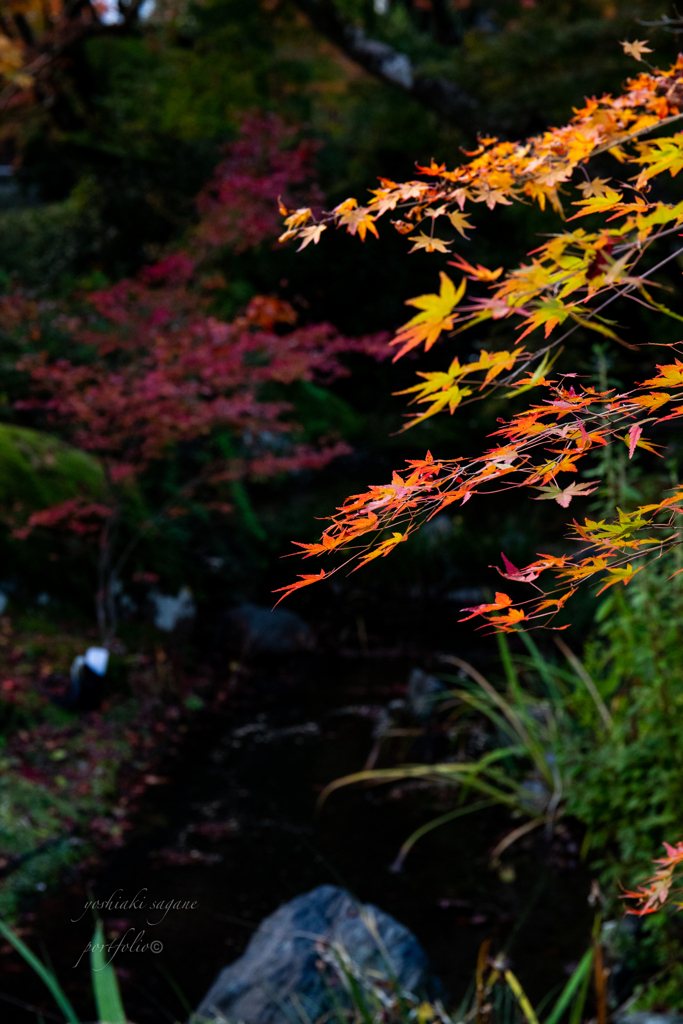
3 0 683 1016
0 0 681 637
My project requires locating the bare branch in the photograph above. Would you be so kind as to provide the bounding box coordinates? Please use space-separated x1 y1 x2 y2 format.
292 0 478 130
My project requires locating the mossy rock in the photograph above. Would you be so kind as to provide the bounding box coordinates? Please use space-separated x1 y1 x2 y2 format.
0 425 104 509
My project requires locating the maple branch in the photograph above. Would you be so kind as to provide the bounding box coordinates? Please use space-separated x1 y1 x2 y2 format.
488 240 683 395
587 111 683 159
291 0 479 130
638 12 683 33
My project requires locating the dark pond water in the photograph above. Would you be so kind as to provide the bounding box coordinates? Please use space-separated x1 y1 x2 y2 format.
0 649 593 1023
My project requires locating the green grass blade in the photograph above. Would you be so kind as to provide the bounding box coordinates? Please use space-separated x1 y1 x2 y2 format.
498 633 523 703
155 960 193 1016
0 918 80 1024
448 687 522 742
456 975 476 1021
317 749 524 808
544 948 593 1024
519 633 564 708
90 920 127 1023
534 982 563 1019
442 652 554 787
358 907 412 1021
567 954 592 1024
322 972 352 1024
390 799 497 870
338 962 374 1024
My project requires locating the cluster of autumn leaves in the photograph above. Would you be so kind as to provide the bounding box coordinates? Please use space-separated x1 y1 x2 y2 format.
623 840 683 916
277 50 683 629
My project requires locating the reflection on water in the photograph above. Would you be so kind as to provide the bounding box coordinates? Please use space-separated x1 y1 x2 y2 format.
0 651 591 1023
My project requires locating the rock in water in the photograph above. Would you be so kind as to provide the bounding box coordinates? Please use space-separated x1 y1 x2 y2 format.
194 884 436 1024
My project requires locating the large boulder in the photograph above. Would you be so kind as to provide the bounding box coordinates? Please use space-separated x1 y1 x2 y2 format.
194 885 437 1024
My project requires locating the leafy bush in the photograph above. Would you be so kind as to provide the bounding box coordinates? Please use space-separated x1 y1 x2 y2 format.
0 181 104 294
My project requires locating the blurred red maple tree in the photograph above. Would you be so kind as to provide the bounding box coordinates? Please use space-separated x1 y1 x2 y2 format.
4 115 389 639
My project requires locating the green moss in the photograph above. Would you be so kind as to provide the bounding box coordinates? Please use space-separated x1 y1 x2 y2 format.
0 425 104 509
0 838 87 921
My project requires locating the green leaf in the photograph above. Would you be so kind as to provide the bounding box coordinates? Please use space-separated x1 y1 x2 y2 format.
91 920 127 1023
0 917 80 1023
390 799 497 871
544 948 593 1024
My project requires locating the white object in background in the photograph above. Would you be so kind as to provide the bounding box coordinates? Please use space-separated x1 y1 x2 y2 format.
84 647 109 676
70 655 85 685
150 587 196 632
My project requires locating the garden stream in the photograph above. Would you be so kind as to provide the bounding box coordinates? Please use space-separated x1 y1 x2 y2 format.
0 648 593 1024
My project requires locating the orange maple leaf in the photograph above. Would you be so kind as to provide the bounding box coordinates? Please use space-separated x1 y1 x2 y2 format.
642 360 683 387
273 570 327 606
448 254 504 281
459 591 512 621
487 607 526 631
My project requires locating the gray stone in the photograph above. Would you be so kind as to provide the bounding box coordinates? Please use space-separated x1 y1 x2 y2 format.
150 586 196 632
193 884 436 1024
408 667 443 718
228 604 315 656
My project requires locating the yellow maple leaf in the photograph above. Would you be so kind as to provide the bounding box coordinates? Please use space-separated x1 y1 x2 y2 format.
282 207 312 229
397 382 474 430
357 531 410 566
517 297 572 340
634 135 683 189
467 347 525 386
576 177 613 198
568 190 624 219
408 232 452 254
620 40 653 62
596 563 643 595
448 210 474 237
471 188 514 210
391 273 466 359
296 224 327 250
336 201 379 241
